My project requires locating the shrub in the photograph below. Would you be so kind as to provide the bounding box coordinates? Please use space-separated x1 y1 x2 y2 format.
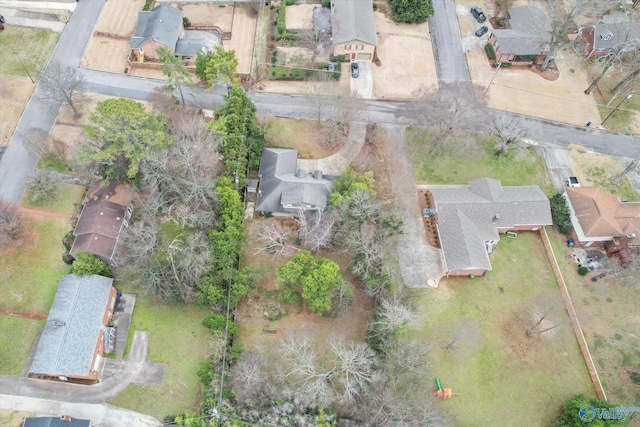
550 194 573 235
183 16 191 28
62 231 74 251
285 0 295 5
322 0 330 7
499 62 512 68
485 43 496 60
142 0 153 11
577 266 589 276
71 252 111 277
554 394 625 426
202 313 238 336
62 251 74 265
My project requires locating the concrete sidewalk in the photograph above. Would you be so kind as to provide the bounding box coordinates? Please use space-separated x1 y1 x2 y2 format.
0 395 161 427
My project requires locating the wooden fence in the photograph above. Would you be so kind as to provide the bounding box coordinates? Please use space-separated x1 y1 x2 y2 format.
539 227 607 401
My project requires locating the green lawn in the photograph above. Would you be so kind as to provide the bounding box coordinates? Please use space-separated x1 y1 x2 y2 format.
0 315 44 375
0 27 60 77
547 227 640 406
0 216 71 315
109 299 211 420
407 128 555 196
22 183 85 215
410 232 594 427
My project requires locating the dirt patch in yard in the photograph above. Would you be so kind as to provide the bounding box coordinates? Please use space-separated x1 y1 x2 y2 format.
262 116 345 159
95 0 144 35
84 37 130 74
181 3 234 29
0 76 35 147
372 11 438 99
285 4 315 30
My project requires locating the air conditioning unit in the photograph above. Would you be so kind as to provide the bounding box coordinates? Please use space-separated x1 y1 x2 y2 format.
626 233 637 239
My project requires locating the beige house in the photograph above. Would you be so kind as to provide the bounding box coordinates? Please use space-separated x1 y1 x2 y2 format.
331 0 378 61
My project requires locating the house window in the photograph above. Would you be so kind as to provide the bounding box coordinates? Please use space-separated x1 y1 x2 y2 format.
344 44 352 50
356 45 364 50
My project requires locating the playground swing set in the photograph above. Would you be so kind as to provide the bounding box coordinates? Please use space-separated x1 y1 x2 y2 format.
434 377 462 400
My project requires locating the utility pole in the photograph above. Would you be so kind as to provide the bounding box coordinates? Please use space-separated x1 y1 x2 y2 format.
602 94 633 125
15 54 35 83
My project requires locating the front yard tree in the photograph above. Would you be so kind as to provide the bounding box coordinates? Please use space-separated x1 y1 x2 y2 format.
22 128 49 156
0 201 24 251
39 60 86 118
27 172 56 203
554 394 625 426
157 46 195 107
524 293 567 337
77 98 173 181
490 113 530 157
195 46 239 85
388 0 434 23
584 39 639 95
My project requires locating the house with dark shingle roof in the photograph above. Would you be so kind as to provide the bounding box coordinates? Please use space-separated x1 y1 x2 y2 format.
257 148 334 215
331 0 378 61
130 3 204 62
70 181 132 266
564 186 640 254
488 5 551 66
575 15 640 60
28 275 117 384
23 416 95 427
430 178 552 277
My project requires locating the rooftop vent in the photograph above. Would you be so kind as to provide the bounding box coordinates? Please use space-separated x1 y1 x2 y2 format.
627 233 637 239
53 321 66 327
296 169 306 179
313 170 323 180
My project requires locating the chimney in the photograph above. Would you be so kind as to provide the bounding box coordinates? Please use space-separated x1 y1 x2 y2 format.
313 170 323 180
492 214 500 224
60 415 72 422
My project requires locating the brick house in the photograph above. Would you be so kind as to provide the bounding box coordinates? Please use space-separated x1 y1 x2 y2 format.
488 5 550 66
575 16 640 59
331 0 378 61
430 178 552 277
28 275 118 384
129 3 204 62
70 181 132 266
564 186 640 253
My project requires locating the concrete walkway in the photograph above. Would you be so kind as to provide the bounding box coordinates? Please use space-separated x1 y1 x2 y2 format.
379 124 444 288
0 395 161 427
0 7 66 32
298 121 367 175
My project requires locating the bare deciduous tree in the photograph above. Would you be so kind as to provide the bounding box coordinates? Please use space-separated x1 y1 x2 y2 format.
442 318 482 353
0 201 24 252
490 113 530 157
296 208 338 253
254 219 297 258
585 39 640 95
39 60 86 118
524 294 568 337
27 172 56 203
22 128 49 157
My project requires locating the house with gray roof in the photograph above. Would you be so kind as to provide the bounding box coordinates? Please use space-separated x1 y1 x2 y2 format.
29 275 117 384
23 416 95 427
488 5 551 66
331 0 378 61
575 14 640 60
257 148 334 215
430 178 552 277
130 3 204 62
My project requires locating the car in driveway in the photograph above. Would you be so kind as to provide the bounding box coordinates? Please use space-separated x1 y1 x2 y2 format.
0 15 5 24
470 6 486 23
351 62 359 78
566 176 580 187
475 26 489 37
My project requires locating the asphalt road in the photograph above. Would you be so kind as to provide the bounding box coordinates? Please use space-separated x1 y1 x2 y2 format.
0 0 106 203
429 0 471 83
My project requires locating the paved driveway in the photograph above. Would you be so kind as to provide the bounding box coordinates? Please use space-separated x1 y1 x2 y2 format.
429 0 470 83
350 61 373 99
543 147 574 194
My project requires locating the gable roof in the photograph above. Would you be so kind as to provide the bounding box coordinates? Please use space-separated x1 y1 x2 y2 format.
29 275 114 378
130 3 183 50
23 417 92 427
331 0 378 46
257 148 334 213
565 186 640 239
71 182 131 263
431 178 552 272
493 5 551 55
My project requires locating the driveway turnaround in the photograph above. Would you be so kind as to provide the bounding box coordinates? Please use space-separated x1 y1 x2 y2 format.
0 395 161 427
297 122 367 175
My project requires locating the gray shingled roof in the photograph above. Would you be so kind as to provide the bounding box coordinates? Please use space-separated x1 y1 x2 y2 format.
493 5 551 55
431 178 552 272
23 417 91 427
257 148 334 214
175 37 205 57
332 0 378 46
29 275 114 378
592 20 640 50
130 3 183 50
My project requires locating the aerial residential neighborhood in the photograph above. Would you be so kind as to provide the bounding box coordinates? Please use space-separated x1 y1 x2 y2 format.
0 0 639 426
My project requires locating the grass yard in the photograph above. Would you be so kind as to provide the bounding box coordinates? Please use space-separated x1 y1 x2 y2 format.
262 116 343 159
0 27 60 77
0 215 70 315
22 183 85 215
411 232 594 427
546 227 640 407
109 299 211 420
407 128 554 196
568 145 639 202
0 409 36 427
0 315 44 375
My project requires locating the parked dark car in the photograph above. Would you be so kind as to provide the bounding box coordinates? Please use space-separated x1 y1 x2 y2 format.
351 62 359 78
475 26 489 37
0 15 5 24
470 6 486 23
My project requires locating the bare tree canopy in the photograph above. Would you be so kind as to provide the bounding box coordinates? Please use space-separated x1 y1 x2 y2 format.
0 201 24 252
490 113 530 157
22 128 50 157
39 60 86 118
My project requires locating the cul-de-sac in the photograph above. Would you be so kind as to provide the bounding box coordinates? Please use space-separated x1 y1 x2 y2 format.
0 0 639 426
